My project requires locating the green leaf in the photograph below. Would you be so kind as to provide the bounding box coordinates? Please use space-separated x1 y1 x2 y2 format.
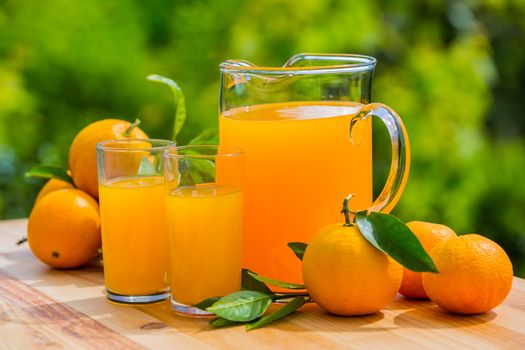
147 74 186 142
137 156 156 176
206 291 272 322
247 271 305 290
209 317 239 328
189 129 218 145
246 296 308 331
287 242 308 261
188 159 215 183
25 165 73 185
192 296 222 310
179 159 216 186
242 269 273 294
355 211 438 273
178 153 216 186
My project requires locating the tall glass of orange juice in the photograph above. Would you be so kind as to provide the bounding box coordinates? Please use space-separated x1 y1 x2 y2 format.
219 54 411 285
96 139 174 304
163 145 244 316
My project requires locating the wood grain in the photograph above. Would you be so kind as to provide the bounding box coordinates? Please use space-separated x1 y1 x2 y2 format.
0 270 145 350
1 219 524 349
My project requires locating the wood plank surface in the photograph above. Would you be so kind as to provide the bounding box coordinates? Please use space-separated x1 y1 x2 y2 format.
0 218 524 349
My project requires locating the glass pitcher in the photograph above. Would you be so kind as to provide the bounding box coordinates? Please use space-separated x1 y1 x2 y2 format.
219 54 410 284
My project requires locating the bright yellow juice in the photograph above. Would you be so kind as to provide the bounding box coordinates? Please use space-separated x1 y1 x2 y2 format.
166 184 243 306
220 101 372 284
99 176 170 296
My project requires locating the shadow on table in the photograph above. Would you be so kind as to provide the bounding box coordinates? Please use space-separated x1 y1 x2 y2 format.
393 305 497 329
130 299 496 334
0 292 500 338
71 296 211 334
386 294 429 311
207 302 391 334
80 298 388 335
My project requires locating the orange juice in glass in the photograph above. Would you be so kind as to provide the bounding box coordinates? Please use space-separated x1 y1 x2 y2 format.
97 139 174 304
219 54 410 285
164 145 244 316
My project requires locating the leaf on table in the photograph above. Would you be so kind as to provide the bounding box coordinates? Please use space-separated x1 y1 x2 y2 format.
242 269 273 294
355 211 438 273
25 164 73 184
206 290 272 322
247 270 305 290
287 242 308 261
247 296 308 331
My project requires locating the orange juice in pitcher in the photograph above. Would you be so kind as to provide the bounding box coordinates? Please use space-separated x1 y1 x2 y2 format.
219 54 410 284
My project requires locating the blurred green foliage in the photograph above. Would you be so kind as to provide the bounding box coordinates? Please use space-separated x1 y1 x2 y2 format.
1 0 524 275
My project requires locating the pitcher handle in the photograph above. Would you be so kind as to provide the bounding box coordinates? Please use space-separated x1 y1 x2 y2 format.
350 103 411 213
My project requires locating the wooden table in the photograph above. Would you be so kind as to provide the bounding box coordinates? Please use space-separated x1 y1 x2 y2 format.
1 219 524 349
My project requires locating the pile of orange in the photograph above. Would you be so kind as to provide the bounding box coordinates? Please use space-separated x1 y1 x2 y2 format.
302 220 513 316
28 119 148 269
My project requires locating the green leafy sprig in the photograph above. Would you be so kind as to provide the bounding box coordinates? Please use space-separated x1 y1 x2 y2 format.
194 266 309 331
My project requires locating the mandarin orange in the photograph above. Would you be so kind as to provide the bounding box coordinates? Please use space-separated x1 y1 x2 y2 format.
35 177 73 203
68 119 148 198
28 188 101 268
302 224 402 316
422 234 513 314
399 221 456 299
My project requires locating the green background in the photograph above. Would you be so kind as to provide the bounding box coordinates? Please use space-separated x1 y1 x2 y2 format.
1 0 524 275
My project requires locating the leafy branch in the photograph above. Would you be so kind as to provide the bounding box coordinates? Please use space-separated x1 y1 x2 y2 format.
193 264 310 331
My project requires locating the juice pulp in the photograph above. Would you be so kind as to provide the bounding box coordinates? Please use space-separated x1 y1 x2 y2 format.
99 176 170 296
166 185 243 306
220 101 372 284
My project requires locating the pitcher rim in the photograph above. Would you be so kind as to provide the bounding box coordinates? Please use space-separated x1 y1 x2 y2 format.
220 53 376 75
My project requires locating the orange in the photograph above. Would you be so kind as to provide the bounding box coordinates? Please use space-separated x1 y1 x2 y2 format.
27 188 101 269
35 178 73 203
68 119 148 198
399 221 456 299
302 224 402 316
422 234 513 314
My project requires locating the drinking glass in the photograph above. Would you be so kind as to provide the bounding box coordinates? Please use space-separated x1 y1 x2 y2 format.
164 145 244 317
96 139 174 304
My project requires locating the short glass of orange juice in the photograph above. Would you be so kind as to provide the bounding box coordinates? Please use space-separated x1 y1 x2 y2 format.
163 145 244 317
96 139 174 304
